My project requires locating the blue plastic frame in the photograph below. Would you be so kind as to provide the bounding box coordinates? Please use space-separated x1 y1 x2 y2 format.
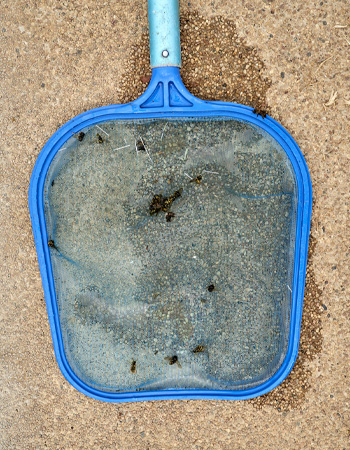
29 67 312 402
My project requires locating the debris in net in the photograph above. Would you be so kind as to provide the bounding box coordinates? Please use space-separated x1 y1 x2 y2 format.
51 180 55 187
130 360 136 373
184 172 192 180
166 212 175 222
202 170 219 175
149 188 183 216
189 175 202 184
97 133 104 143
77 132 85 141
253 107 267 119
113 144 130 151
192 345 207 353
207 284 215 292
48 240 58 250
96 125 109 136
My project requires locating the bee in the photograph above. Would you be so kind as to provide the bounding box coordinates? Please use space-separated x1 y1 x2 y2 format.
136 139 145 151
253 108 267 119
149 188 182 216
48 240 58 250
166 212 175 222
130 360 136 373
165 355 181 368
192 345 206 353
51 180 55 187
149 194 164 216
207 284 215 292
172 188 183 199
189 175 202 184
97 133 104 143
162 197 173 211
77 132 85 141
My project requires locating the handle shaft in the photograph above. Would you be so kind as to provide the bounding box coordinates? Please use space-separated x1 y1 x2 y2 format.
148 0 181 68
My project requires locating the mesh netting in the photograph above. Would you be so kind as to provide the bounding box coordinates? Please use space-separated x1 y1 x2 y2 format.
44 117 297 392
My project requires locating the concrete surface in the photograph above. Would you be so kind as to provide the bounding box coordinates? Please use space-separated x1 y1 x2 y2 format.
1 0 349 449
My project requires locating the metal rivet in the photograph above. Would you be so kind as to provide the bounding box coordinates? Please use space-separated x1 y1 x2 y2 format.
162 49 169 58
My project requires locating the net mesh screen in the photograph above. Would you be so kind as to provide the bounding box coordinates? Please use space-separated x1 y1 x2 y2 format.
43 117 297 392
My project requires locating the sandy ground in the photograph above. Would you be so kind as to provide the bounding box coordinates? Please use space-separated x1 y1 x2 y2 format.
1 0 349 449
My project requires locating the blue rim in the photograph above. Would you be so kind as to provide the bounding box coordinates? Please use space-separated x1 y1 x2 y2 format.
29 67 312 402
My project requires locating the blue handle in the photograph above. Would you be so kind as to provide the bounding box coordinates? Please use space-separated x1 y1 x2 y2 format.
148 0 181 68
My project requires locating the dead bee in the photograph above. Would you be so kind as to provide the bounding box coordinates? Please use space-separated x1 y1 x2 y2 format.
165 355 179 366
136 139 145 151
165 355 182 368
48 240 58 250
253 108 267 119
149 188 183 216
172 188 183 199
130 360 136 373
166 212 175 222
189 175 202 184
162 196 173 212
149 194 164 216
207 284 215 292
192 345 206 353
77 131 85 141
51 180 55 187
97 133 104 143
